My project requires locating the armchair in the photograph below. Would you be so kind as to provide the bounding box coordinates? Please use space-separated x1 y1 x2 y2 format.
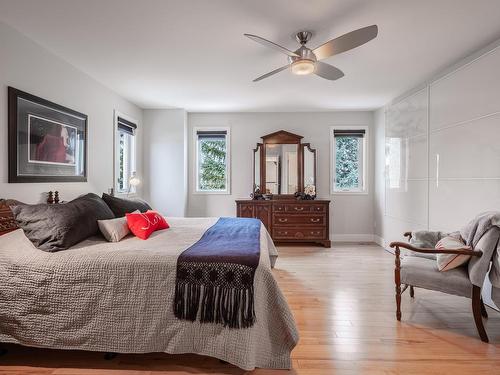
390 227 500 343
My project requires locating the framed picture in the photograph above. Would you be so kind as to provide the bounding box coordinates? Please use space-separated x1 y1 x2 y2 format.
8 87 87 182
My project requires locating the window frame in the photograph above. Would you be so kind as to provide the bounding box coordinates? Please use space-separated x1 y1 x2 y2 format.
330 125 369 195
114 110 138 196
193 126 231 195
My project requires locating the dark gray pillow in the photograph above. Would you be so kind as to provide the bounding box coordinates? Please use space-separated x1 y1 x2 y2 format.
101 193 152 218
12 193 115 252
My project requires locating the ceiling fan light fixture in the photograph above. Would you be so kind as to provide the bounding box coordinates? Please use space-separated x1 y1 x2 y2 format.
291 59 315 75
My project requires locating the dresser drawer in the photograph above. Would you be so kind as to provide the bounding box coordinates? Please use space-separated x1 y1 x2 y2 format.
273 203 327 213
273 203 286 213
273 213 326 226
273 227 326 240
310 204 326 213
284 203 310 213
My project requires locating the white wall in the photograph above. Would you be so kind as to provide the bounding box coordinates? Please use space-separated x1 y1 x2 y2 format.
187 112 375 240
143 109 187 216
0 21 143 203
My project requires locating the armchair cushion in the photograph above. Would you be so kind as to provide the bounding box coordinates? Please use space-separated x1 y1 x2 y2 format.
401 256 472 298
408 231 444 260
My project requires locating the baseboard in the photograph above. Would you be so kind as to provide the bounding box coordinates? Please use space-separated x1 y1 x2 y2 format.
331 234 375 242
373 235 386 248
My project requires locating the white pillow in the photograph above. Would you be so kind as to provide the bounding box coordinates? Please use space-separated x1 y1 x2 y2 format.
98 210 139 242
435 236 471 271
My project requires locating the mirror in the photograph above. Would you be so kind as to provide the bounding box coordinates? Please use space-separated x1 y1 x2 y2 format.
253 144 261 193
252 130 317 199
265 144 299 194
303 144 316 192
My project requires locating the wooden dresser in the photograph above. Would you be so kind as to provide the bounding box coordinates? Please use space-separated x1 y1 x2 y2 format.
236 199 331 247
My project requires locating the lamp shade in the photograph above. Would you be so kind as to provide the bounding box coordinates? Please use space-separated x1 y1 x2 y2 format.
129 172 141 187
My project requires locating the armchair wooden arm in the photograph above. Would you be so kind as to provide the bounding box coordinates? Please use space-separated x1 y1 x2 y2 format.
389 241 482 257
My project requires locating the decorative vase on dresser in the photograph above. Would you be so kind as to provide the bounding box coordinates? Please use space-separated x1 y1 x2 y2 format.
235 130 331 248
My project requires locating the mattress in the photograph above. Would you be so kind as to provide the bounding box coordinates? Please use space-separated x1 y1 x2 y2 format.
0 217 298 370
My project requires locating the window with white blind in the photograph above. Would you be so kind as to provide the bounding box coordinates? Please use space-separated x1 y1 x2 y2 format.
194 127 230 194
330 126 368 194
115 114 137 194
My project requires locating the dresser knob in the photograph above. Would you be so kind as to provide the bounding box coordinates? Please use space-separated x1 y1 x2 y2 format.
278 218 288 223
294 207 304 211
310 218 320 223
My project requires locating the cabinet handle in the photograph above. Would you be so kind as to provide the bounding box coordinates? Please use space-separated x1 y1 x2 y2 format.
310 218 320 223
294 207 304 211
279 231 288 235
311 231 320 235
278 218 288 223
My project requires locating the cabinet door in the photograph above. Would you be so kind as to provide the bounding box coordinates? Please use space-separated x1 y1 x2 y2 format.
255 204 272 231
238 204 254 218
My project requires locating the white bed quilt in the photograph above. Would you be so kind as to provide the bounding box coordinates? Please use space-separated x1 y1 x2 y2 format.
0 217 298 370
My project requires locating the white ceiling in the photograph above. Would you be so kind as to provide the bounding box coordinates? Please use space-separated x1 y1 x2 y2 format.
1 0 500 112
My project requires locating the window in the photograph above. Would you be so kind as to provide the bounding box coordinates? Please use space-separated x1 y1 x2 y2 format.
330 126 368 194
115 114 137 194
194 128 230 193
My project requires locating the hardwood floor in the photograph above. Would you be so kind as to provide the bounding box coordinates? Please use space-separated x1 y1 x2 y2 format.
1 243 500 374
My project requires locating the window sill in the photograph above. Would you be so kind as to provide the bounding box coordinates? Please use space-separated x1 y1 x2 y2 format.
331 191 369 196
193 190 231 195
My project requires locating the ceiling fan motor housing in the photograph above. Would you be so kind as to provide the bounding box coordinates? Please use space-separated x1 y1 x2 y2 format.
288 45 317 65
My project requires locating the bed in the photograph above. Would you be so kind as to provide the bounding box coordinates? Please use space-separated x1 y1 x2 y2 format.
0 216 299 371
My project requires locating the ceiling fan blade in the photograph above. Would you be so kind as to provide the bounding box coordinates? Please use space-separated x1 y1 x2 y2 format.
245 34 300 57
312 25 378 61
253 65 289 82
314 62 344 80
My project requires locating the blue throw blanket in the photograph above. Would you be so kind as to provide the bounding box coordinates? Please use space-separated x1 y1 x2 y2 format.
174 217 261 328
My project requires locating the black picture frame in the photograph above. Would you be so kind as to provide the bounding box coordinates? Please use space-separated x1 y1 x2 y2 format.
8 87 88 183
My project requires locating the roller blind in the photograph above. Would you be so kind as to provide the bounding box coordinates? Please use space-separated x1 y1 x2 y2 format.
333 129 365 138
117 116 137 135
196 130 227 139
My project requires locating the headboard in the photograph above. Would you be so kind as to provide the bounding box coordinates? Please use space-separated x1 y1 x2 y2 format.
0 200 19 236
0 191 61 236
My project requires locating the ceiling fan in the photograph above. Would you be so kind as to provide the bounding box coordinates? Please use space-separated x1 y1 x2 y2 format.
244 25 378 82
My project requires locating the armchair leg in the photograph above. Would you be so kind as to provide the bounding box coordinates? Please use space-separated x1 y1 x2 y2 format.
395 247 402 321
409 286 415 298
472 286 489 343
480 298 488 319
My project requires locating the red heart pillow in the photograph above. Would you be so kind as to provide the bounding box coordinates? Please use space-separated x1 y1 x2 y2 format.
126 211 169 240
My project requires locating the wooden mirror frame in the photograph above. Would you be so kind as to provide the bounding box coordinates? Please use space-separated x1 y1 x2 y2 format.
253 130 318 199
302 143 317 188
252 143 263 192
